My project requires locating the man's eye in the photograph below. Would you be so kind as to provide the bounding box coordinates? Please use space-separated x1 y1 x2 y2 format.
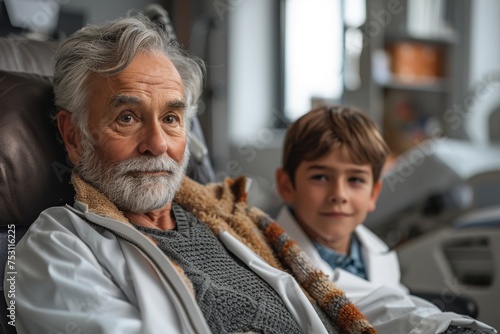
164 114 179 124
118 114 134 123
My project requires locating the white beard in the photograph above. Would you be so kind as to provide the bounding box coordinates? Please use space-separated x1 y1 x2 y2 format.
76 138 190 214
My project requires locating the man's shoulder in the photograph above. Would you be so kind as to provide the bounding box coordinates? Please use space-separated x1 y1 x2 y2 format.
34 205 84 227
18 205 88 246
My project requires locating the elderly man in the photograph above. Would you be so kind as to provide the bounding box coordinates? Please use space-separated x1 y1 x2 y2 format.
4 15 497 334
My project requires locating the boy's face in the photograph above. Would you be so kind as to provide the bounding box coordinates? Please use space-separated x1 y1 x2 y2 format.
276 147 382 254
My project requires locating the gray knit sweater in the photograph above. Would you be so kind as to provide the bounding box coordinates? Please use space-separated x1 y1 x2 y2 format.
136 204 306 334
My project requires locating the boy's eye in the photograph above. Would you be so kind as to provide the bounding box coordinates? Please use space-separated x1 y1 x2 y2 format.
349 177 366 184
311 174 328 181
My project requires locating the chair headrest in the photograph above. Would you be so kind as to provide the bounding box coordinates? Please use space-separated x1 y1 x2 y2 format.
0 70 74 226
0 38 59 76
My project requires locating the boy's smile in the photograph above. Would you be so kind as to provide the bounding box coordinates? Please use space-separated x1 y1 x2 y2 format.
277 147 382 254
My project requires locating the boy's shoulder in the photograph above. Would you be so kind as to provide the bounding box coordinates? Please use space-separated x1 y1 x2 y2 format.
355 225 390 253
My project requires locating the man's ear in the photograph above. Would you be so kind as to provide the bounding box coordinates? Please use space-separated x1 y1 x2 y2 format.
368 180 383 212
276 168 295 203
57 110 83 165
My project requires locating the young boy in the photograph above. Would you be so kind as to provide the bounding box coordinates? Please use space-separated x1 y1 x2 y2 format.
274 105 498 333
275 104 407 293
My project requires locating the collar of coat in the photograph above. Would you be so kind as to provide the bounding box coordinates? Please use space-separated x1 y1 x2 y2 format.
71 172 376 334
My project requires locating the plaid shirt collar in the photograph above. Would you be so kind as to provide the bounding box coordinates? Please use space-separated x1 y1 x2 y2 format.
313 233 368 280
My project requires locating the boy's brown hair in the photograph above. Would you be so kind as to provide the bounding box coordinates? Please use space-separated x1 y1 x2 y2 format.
282 105 390 185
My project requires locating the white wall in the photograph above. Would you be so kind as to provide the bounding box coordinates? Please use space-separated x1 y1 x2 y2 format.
469 0 500 87
226 0 282 212
227 0 277 143
466 0 500 144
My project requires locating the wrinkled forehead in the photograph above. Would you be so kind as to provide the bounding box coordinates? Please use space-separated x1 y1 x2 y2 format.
95 52 182 87
87 53 184 101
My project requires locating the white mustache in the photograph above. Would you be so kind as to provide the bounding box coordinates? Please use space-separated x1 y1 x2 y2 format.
113 156 182 175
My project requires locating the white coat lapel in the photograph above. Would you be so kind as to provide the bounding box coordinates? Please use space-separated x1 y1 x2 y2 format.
356 226 401 286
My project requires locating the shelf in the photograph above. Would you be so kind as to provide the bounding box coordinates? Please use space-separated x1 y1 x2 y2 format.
342 0 472 152
385 31 458 46
375 76 449 93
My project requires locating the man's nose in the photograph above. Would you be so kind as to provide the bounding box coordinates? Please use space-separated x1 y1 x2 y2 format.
138 121 168 156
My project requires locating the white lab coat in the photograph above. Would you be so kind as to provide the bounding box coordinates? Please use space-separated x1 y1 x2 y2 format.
276 206 497 334
5 203 332 334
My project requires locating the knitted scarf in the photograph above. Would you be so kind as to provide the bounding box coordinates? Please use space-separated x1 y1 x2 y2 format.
174 176 377 334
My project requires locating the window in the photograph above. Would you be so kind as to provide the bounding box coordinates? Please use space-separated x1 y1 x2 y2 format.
283 0 344 120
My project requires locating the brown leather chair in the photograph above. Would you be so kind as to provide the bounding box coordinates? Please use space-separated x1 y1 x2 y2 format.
0 38 68 334
0 39 74 224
